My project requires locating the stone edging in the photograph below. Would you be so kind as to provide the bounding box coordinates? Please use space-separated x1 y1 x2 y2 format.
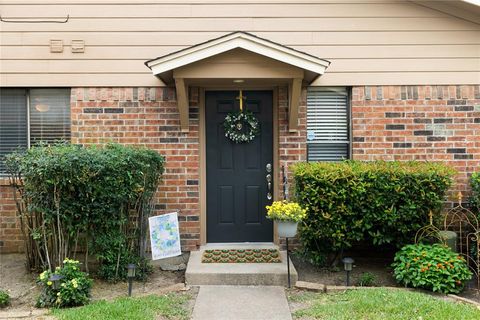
294 281 480 308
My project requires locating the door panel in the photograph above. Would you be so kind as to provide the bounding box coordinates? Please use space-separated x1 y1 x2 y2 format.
206 90 273 242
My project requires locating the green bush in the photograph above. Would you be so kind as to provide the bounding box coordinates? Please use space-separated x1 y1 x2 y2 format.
356 272 376 287
392 244 472 294
292 161 455 261
470 171 480 214
6 143 164 280
37 258 93 308
0 290 10 308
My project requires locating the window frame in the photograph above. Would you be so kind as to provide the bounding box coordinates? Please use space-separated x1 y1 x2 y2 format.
306 86 352 162
0 87 71 174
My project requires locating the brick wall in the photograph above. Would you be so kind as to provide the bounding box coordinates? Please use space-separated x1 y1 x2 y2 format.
278 87 307 248
0 184 23 253
351 85 480 201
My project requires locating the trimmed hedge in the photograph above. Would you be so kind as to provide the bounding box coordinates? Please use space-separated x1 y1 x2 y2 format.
292 161 455 260
470 171 480 214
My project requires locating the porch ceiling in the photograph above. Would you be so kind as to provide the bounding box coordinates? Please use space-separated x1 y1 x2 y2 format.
144 31 331 132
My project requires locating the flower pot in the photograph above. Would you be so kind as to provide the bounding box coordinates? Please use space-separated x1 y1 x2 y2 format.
277 221 298 238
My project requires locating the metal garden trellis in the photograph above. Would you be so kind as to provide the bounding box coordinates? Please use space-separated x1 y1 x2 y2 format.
415 192 480 291
443 192 480 291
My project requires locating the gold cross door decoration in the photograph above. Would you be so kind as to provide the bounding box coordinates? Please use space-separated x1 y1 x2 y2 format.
236 90 247 111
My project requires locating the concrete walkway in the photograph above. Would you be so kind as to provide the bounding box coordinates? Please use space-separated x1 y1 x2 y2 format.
192 285 292 320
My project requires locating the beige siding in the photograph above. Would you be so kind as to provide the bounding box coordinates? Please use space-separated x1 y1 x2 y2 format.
0 0 479 86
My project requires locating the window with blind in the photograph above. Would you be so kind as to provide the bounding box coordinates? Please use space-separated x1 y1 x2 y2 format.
306 87 350 162
0 88 71 173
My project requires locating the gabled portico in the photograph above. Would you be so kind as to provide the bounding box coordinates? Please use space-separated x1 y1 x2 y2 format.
145 31 330 132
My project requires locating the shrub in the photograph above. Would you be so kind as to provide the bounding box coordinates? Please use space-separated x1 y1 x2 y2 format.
37 258 93 308
470 171 480 214
356 272 376 287
0 290 10 308
392 244 472 294
6 143 164 280
292 161 454 262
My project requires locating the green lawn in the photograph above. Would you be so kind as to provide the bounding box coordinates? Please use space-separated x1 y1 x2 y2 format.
289 288 480 320
52 293 191 320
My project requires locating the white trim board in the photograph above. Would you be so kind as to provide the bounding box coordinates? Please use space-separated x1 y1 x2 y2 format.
145 31 330 80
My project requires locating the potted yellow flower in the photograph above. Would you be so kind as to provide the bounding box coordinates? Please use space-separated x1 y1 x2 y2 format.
266 200 306 237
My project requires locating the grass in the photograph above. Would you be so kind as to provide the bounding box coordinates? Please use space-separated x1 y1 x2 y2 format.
52 293 191 320
289 288 480 320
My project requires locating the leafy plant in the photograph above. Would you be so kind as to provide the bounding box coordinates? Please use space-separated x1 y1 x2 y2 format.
266 201 306 222
356 272 376 287
392 243 472 294
96 249 153 282
292 161 455 265
470 171 480 214
294 247 327 268
0 290 10 308
6 143 164 280
37 258 93 308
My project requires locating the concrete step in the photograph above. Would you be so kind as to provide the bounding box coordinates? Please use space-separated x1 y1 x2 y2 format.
185 244 298 286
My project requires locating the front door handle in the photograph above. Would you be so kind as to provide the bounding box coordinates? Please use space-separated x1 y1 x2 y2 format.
266 173 272 200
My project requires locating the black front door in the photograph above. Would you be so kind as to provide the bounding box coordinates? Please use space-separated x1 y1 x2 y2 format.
206 90 273 242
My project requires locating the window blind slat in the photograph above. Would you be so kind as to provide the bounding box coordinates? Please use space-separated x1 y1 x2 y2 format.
29 89 71 145
0 88 71 174
307 87 349 162
0 89 28 173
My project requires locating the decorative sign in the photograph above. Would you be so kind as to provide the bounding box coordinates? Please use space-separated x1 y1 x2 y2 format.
149 212 181 260
307 130 316 141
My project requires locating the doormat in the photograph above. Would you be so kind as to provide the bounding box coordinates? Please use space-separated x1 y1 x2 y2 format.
202 249 281 263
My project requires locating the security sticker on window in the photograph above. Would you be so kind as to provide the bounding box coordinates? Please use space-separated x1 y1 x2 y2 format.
307 130 316 141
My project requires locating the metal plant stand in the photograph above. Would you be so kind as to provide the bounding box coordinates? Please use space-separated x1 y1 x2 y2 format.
286 237 291 288
282 165 292 288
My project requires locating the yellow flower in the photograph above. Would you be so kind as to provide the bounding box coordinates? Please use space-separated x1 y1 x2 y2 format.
47 281 53 286
57 292 61 296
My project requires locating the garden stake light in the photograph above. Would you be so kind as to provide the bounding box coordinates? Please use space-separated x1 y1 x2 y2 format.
49 274 64 290
342 257 354 287
127 264 136 297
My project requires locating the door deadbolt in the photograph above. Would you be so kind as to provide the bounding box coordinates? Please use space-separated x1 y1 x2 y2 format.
266 163 272 173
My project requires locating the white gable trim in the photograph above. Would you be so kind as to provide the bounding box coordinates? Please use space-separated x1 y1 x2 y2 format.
145 32 330 78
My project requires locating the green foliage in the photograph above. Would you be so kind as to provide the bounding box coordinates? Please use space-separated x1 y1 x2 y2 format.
52 293 191 320
37 258 93 308
96 249 152 282
294 247 327 268
292 161 455 260
356 272 376 287
6 143 164 280
470 171 480 214
392 244 472 294
0 290 10 308
289 288 480 320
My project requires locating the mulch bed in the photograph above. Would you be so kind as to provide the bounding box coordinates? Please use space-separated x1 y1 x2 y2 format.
201 249 282 263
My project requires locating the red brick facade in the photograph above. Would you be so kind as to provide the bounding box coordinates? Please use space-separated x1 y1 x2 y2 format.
0 184 21 253
1 85 479 253
351 85 480 201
